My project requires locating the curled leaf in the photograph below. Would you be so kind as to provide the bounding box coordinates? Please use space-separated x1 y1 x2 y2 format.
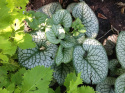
45 25 65 44
72 1 99 38
52 9 72 28
55 45 73 65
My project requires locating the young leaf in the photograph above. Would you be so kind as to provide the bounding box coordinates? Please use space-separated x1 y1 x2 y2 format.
116 31 125 68
115 73 125 93
55 45 73 65
52 9 72 28
73 38 108 84
37 2 62 17
72 18 86 36
72 1 99 38
18 31 58 68
51 63 74 85
45 25 65 44
96 77 116 93
21 66 53 93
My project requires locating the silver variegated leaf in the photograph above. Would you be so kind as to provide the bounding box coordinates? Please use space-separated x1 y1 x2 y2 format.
66 3 77 13
115 73 125 93
45 25 65 44
73 38 108 84
51 63 74 85
55 45 73 66
37 2 62 17
116 31 125 68
109 59 119 71
52 9 72 28
96 77 115 93
18 31 58 68
72 1 99 38
60 35 76 48
74 33 85 44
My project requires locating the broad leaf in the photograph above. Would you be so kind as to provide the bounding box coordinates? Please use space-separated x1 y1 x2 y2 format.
51 63 74 85
66 3 77 13
96 77 115 93
73 38 108 84
55 45 73 66
116 31 125 68
115 73 125 93
37 2 62 17
52 9 72 28
60 35 76 48
22 66 53 93
18 31 58 68
45 25 65 44
72 1 99 38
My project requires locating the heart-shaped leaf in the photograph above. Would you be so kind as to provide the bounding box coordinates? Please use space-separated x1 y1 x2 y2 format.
116 31 125 68
72 1 99 38
51 63 74 85
18 31 58 68
73 38 108 84
45 25 65 44
55 45 73 66
115 73 125 93
52 9 72 28
37 2 62 17
96 77 115 93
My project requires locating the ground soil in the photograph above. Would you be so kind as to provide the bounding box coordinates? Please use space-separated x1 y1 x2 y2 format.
26 0 125 91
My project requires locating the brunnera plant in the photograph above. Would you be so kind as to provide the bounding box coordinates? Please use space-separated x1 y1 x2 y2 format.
18 1 109 87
